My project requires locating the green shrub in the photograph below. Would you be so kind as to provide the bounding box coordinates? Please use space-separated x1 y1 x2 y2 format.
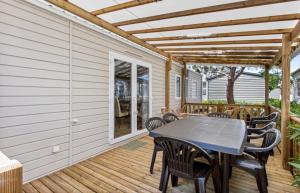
269 98 300 117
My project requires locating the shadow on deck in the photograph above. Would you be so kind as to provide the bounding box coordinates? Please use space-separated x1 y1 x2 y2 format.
23 136 298 193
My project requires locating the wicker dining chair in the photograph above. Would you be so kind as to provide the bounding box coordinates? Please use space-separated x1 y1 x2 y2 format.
207 112 231 119
231 129 281 193
155 137 221 193
162 112 180 123
145 117 166 174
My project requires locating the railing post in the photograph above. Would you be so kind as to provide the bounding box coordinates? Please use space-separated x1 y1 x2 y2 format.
165 55 172 112
281 33 292 169
264 64 270 115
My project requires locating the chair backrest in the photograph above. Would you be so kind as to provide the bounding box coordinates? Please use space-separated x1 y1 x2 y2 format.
207 112 231 119
245 129 281 164
145 117 166 132
163 112 179 123
155 137 212 179
267 112 279 122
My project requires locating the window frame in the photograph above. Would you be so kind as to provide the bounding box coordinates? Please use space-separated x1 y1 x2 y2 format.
175 73 182 100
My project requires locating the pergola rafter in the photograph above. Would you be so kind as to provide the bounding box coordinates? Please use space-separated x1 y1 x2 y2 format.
142 29 293 41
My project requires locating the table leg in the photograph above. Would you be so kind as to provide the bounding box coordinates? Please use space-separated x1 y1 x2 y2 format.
222 154 230 193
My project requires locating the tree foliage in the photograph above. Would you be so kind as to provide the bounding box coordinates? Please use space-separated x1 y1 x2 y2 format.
260 69 281 91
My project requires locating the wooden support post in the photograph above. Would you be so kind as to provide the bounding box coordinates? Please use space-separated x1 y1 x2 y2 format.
281 33 292 169
181 62 187 109
165 56 172 112
264 64 270 115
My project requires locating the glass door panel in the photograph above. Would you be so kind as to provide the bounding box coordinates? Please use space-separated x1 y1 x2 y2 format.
137 65 149 130
114 59 132 138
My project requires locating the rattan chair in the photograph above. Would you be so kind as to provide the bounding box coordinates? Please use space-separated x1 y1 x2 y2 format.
231 129 281 193
207 112 231 119
145 117 166 174
162 112 179 123
155 137 221 193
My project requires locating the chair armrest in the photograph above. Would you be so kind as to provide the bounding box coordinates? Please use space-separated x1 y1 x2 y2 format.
247 128 266 134
251 119 272 126
245 129 281 153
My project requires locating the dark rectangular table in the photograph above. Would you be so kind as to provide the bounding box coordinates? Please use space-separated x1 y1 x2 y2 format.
149 116 247 193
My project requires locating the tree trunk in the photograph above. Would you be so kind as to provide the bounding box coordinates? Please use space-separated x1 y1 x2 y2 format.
227 79 235 104
226 67 236 104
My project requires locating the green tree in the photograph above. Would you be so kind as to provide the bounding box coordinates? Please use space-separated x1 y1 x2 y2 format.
260 69 281 91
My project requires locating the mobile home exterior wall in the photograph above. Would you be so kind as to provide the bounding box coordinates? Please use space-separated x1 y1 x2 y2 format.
0 0 180 182
208 73 265 103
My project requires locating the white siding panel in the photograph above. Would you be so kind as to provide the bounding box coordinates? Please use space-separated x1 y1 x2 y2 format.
208 74 265 103
0 0 70 182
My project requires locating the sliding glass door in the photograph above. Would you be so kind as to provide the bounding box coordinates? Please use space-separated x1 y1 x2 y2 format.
109 52 151 143
114 59 132 138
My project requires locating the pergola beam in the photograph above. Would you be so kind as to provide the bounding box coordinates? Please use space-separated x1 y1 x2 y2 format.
114 0 298 26
153 39 285 47
182 59 269 65
291 20 300 43
91 0 161 15
177 55 274 59
272 20 300 66
170 51 277 56
46 0 169 58
163 47 281 51
142 29 292 41
128 14 300 34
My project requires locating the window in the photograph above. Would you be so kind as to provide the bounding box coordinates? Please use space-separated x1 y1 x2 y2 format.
175 74 181 99
202 81 207 96
297 78 300 97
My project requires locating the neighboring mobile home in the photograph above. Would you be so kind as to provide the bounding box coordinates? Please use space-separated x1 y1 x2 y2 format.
207 72 265 103
0 0 183 182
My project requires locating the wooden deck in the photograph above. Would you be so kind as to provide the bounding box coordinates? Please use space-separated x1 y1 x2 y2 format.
23 136 299 193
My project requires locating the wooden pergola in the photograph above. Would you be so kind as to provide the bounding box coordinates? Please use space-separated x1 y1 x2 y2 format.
47 0 300 169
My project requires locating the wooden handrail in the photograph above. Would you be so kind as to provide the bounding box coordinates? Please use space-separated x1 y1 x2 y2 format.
0 152 22 193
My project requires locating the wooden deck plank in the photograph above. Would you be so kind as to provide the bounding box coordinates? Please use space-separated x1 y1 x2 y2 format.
23 183 39 193
23 136 299 193
47 173 81 193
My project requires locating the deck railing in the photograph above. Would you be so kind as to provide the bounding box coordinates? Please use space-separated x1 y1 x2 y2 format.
182 103 265 125
269 105 300 170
